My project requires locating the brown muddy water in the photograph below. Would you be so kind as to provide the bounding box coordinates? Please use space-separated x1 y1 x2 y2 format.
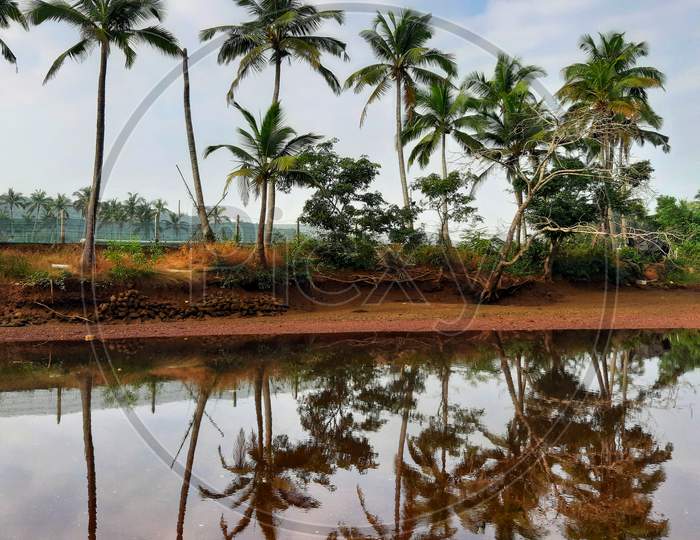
0 330 699 539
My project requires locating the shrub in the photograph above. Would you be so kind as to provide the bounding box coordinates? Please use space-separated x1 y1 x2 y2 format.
0 253 32 281
105 241 164 282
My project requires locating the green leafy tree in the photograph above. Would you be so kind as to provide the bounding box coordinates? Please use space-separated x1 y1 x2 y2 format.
200 0 348 248
345 10 456 211
205 101 320 267
298 140 411 269
29 0 181 271
412 172 479 248
0 0 27 65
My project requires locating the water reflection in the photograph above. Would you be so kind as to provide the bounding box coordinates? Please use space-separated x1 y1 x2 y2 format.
0 331 699 539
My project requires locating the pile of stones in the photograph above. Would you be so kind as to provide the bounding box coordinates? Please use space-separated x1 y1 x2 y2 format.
96 290 287 322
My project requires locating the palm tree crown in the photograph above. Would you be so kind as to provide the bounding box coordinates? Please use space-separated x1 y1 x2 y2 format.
205 101 320 266
0 0 27 65
200 0 348 103
28 0 181 83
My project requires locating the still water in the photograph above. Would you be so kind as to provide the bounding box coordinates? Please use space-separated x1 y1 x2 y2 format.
1 331 699 539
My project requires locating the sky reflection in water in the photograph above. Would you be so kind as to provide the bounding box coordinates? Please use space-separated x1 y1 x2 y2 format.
0 330 699 540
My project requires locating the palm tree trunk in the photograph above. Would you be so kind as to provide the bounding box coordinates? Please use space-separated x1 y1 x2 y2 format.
60 211 66 244
176 386 210 540
182 49 215 243
80 375 97 540
257 180 269 267
81 42 108 273
514 189 524 248
440 133 451 248
395 76 411 210
265 57 283 249
263 371 273 459
264 180 275 249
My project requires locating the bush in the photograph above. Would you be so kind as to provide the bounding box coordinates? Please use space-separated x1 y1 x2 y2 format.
105 241 164 282
0 253 32 280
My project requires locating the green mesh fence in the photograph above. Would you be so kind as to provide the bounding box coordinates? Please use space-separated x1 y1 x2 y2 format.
0 217 301 244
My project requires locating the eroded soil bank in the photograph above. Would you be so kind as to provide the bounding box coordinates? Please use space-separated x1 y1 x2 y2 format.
0 281 697 343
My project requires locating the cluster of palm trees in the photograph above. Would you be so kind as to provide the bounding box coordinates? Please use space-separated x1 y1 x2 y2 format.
2 0 668 272
0 187 207 242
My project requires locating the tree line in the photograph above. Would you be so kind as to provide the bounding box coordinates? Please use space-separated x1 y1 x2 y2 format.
1 0 695 298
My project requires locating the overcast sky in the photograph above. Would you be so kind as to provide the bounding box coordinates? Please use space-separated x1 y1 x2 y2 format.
1 0 698 235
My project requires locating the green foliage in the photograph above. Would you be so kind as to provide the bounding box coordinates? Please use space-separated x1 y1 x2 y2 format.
298 141 414 269
105 241 164 282
0 252 32 280
219 266 275 292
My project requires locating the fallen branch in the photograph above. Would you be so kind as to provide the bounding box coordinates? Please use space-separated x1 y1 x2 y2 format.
33 302 93 323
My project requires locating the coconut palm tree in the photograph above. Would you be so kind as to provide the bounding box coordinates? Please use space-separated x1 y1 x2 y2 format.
403 79 482 245
0 188 25 237
24 189 52 239
167 210 188 241
204 101 320 267
557 32 669 243
463 54 546 246
72 186 91 219
152 198 168 243
345 10 456 211
123 192 144 226
0 0 27 66
52 193 71 243
201 0 348 249
28 0 181 271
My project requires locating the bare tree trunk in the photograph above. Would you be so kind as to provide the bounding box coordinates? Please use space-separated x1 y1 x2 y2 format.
182 49 215 243
395 76 411 210
80 42 108 273
543 238 558 282
80 375 97 540
256 180 268 267
176 386 210 540
514 189 524 248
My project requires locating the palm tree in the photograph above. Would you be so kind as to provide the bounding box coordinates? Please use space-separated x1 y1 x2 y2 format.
0 0 27 66
52 193 71 243
204 101 320 267
345 10 456 211
181 48 214 243
24 189 52 239
152 198 168 243
463 53 546 246
28 0 181 271
134 201 155 241
0 188 25 237
201 0 348 249
167 210 188 241
557 32 669 243
403 79 481 245
72 186 91 219
123 192 144 225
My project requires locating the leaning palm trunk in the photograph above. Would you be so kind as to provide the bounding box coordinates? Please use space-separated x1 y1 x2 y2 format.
395 77 411 210
257 180 269 267
176 386 210 540
81 43 108 272
182 49 215 243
